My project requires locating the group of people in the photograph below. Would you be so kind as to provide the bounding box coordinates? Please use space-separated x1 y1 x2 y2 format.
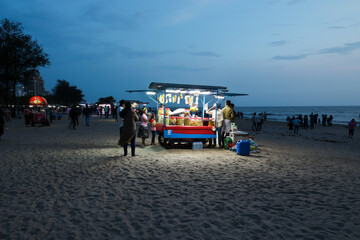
285 113 357 138
205 100 237 147
287 113 334 131
251 112 265 132
117 100 157 156
116 99 239 155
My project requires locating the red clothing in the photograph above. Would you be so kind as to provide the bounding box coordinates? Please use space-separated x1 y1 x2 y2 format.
150 119 156 131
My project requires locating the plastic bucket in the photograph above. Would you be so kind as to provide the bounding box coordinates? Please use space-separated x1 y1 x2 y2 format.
237 140 250 156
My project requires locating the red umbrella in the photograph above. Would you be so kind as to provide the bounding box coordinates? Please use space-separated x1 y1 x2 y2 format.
29 96 48 106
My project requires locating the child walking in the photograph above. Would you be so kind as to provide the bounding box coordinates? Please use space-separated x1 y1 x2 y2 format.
149 113 157 145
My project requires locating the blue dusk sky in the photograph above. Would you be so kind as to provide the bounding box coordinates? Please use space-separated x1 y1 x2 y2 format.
1 0 360 106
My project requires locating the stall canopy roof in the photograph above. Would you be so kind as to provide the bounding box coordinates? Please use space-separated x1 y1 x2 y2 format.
148 82 227 91
126 100 149 104
222 93 248 96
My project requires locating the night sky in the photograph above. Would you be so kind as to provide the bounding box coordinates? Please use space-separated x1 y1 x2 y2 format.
1 0 360 106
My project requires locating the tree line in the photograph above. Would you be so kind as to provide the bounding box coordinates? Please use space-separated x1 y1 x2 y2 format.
0 18 84 113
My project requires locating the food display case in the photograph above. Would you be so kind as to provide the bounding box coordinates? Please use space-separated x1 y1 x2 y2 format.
148 82 228 148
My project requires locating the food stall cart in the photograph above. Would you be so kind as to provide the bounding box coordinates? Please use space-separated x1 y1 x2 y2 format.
28 96 49 127
127 82 247 148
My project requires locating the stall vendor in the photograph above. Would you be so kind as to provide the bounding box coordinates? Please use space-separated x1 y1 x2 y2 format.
205 103 224 147
222 100 234 146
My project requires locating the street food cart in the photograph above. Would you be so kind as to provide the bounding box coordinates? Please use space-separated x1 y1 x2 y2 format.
28 96 49 127
127 82 247 148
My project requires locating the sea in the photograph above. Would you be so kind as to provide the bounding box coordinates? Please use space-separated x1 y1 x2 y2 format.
235 106 360 125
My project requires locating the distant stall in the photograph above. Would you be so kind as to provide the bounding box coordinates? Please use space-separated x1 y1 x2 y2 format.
28 96 49 127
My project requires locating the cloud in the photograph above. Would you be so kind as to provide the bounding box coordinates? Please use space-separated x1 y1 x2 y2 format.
188 51 220 57
165 0 227 25
117 48 220 59
273 41 360 60
318 41 360 55
162 65 209 72
329 26 346 30
272 54 308 60
119 47 176 59
268 0 306 5
287 0 307 5
269 40 288 46
80 4 146 31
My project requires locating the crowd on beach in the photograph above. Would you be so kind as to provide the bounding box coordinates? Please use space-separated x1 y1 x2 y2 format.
0 104 358 143
284 112 357 138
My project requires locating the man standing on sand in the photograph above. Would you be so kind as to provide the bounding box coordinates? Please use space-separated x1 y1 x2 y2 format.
222 100 234 146
206 103 224 147
256 113 262 131
68 106 78 130
348 119 357 139
119 101 139 157
251 112 257 132
230 103 236 121
83 104 91 126
293 117 301 134
117 100 126 138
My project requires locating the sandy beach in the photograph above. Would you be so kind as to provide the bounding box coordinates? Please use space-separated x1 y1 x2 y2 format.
0 116 359 239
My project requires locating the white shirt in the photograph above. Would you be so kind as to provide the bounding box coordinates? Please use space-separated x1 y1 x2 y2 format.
206 109 224 128
117 106 124 128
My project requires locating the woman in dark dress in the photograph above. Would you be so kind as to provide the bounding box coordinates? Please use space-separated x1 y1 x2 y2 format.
119 102 139 156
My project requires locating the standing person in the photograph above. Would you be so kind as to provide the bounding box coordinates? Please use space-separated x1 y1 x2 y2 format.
0 109 5 141
256 113 262 131
286 115 291 123
206 103 224 147
149 113 157 145
230 103 236 121
119 101 139 156
303 115 309 129
111 105 116 119
327 115 333 127
104 105 109 118
3 108 11 122
114 106 118 122
99 106 103 118
68 106 78 130
24 107 32 126
83 104 91 126
117 100 125 138
288 116 295 130
348 119 357 139
293 117 301 134
221 100 233 146
310 113 315 129
251 112 257 132
138 107 149 148
322 114 327 126
260 113 264 128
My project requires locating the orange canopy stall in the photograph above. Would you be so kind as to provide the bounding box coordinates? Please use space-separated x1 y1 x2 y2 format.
29 96 48 106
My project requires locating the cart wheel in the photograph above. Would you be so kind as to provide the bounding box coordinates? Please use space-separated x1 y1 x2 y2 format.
164 139 171 149
158 133 164 146
202 138 212 148
158 133 171 149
